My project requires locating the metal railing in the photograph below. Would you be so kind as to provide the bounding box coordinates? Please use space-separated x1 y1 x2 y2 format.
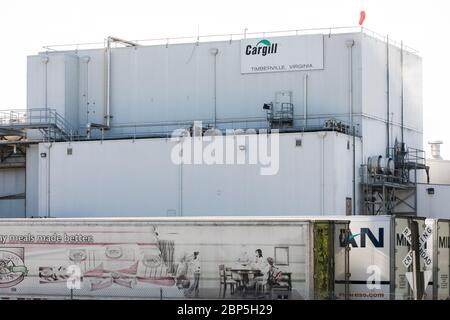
42 26 418 55
82 113 360 140
0 108 76 141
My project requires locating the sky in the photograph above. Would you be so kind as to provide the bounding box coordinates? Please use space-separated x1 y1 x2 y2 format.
0 0 448 158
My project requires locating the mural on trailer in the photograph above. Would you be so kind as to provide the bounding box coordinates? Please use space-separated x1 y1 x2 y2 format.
0 223 306 299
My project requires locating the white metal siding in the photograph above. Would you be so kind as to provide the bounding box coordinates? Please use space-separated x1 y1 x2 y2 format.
0 168 25 218
37 132 361 217
26 144 39 217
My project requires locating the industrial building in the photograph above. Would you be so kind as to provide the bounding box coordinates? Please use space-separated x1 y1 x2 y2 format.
0 27 435 218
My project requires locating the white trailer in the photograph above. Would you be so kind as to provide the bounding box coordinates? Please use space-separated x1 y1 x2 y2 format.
0 217 349 300
429 218 450 300
336 215 449 300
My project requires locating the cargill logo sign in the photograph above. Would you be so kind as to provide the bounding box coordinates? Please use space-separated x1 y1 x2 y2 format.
245 39 278 57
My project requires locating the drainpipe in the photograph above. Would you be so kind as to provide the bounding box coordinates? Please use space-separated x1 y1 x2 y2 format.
303 74 308 129
180 150 183 216
105 38 112 127
386 35 391 157
210 48 219 127
318 132 327 215
401 41 404 144
346 39 356 215
41 56 49 109
346 40 355 130
105 36 140 127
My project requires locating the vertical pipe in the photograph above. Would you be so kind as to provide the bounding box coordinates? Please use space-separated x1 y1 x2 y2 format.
318 132 327 215
46 143 52 217
214 54 217 127
41 56 49 109
105 38 112 127
179 143 183 216
44 62 48 109
353 126 356 215
346 41 354 132
346 39 355 215
386 35 391 156
210 49 218 127
303 74 308 129
214 55 217 128
401 41 404 144
104 36 139 128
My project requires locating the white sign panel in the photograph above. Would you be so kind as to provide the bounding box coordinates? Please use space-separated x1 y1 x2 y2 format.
240 35 324 74
401 226 433 268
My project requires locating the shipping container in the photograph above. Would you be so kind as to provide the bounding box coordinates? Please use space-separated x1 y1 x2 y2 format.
0 217 349 300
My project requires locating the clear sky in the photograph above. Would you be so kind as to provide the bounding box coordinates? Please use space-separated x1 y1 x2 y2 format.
0 0 448 157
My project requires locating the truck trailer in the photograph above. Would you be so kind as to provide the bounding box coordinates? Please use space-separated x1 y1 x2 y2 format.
0 217 349 300
337 215 450 300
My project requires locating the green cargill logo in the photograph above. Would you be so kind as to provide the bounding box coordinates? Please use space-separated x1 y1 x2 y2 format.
245 39 278 56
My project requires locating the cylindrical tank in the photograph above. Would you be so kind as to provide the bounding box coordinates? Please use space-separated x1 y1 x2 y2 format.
384 157 395 175
368 156 382 174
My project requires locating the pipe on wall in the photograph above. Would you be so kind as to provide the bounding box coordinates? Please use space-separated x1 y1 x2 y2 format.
210 48 219 127
41 56 49 109
346 39 355 215
317 132 327 215
401 41 404 144
105 39 112 127
386 35 391 156
179 146 183 216
105 37 140 127
303 74 308 129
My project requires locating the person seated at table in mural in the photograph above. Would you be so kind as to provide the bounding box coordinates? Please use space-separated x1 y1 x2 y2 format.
246 249 266 288
248 256 282 292
265 257 283 288
252 249 265 270
248 249 268 287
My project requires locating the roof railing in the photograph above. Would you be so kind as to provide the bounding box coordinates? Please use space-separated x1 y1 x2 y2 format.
42 26 418 54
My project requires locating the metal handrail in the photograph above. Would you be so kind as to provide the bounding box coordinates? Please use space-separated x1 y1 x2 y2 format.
42 26 418 54
82 113 360 140
0 108 75 140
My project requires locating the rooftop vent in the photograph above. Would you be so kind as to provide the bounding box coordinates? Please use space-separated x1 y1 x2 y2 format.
428 140 443 160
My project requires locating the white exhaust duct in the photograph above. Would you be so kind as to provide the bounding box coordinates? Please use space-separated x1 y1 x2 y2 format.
429 141 443 160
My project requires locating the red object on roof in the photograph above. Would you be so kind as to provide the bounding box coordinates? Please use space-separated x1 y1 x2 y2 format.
359 10 366 26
